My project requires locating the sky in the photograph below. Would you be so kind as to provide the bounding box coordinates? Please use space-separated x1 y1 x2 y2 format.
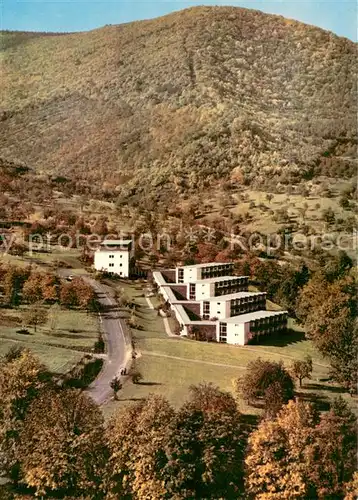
0 0 356 41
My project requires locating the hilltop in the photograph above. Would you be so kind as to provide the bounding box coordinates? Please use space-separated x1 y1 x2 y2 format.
0 6 356 207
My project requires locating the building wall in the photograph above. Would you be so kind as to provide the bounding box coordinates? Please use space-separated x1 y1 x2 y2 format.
226 322 246 345
176 267 199 283
94 249 130 277
195 282 214 300
161 269 176 283
184 302 201 318
170 284 189 300
201 300 230 319
176 263 234 283
214 277 248 296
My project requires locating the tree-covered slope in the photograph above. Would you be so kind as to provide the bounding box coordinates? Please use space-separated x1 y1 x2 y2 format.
0 6 356 204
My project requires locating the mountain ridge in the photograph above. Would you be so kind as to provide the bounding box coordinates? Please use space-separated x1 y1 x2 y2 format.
0 6 356 205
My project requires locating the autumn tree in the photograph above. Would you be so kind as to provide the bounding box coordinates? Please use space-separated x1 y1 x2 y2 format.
246 398 357 499
60 281 79 308
312 398 357 498
262 381 286 419
297 274 357 390
245 399 319 498
236 358 294 406
73 278 96 312
130 369 143 384
162 383 245 498
2 265 29 307
106 394 174 499
17 388 107 497
42 273 60 302
22 301 48 332
0 349 51 482
110 376 122 400
22 272 43 303
290 355 313 387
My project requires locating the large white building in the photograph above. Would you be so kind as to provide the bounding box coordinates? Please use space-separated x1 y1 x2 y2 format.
94 239 132 277
153 263 288 345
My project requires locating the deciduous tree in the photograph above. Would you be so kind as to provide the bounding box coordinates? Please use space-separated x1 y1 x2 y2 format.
162 383 245 498
106 394 174 499
110 376 122 400
0 349 51 481
245 399 319 499
17 388 107 497
246 398 357 499
236 358 294 406
290 355 313 387
22 272 43 303
22 301 48 332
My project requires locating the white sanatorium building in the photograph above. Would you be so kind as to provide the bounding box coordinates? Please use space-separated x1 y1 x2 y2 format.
94 239 132 277
153 262 288 345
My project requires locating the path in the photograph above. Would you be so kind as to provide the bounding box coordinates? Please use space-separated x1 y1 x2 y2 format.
84 278 132 405
141 350 246 370
146 295 176 337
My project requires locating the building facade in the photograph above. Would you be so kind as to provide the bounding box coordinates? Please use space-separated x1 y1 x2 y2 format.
217 311 288 345
176 262 234 283
200 291 267 319
94 239 132 277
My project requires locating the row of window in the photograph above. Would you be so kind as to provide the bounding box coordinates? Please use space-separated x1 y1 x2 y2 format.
109 263 123 267
215 279 247 288
109 254 123 258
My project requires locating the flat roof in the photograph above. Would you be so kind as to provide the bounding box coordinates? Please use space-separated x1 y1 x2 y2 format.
100 239 132 246
153 271 167 286
205 291 266 301
160 286 178 303
222 310 288 324
171 304 215 326
178 262 234 269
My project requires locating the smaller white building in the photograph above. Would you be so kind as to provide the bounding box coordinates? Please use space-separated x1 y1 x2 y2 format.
94 239 132 277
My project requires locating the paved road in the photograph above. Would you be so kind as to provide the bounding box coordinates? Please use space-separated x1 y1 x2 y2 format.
83 278 132 405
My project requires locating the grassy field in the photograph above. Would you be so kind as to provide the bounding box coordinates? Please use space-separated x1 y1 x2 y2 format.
1 246 87 273
0 248 99 373
103 281 354 419
202 187 356 239
0 307 99 373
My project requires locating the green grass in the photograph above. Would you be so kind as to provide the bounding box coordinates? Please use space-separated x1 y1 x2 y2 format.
102 282 356 419
0 307 99 372
1 246 86 273
0 338 83 373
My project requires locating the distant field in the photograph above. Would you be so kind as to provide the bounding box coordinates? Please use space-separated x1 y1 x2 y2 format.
1 246 86 273
202 188 356 238
103 281 355 419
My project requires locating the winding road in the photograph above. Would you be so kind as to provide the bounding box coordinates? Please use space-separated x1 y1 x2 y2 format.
85 278 132 404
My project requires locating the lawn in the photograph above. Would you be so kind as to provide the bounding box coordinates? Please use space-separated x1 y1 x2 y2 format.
0 307 99 372
102 281 355 419
0 338 83 373
1 246 87 273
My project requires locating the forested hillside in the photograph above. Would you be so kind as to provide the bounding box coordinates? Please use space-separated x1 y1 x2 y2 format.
0 6 356 206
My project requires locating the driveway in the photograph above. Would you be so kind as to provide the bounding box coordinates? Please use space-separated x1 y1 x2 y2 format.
82 277 132 405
